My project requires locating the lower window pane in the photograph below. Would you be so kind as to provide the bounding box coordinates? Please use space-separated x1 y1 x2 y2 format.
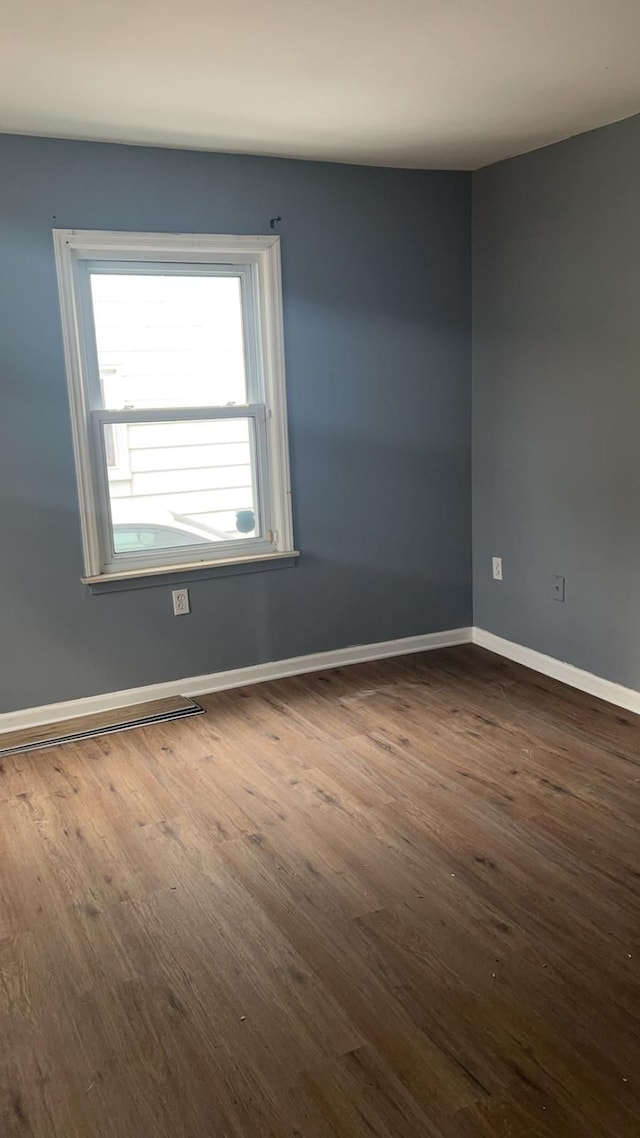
104 419 259 556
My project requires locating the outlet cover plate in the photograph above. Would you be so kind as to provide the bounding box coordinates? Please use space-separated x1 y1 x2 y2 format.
172 588 190 615
552 574 565 602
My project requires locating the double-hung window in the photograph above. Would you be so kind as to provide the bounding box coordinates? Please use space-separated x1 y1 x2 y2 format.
53 230 295 582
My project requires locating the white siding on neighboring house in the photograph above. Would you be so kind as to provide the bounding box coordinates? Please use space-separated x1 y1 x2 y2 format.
108 420 255 536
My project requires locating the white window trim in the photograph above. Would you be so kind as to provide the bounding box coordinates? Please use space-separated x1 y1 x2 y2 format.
53 229 295 582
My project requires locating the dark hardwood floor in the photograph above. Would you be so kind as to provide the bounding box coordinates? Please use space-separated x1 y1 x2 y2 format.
1 645 639 1136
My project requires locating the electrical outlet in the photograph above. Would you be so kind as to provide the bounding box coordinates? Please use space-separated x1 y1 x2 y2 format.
492 557 503 581
172 588 190 616
552 574 565 602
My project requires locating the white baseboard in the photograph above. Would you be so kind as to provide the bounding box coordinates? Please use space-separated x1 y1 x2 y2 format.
472 627 640 716
4 624 637 736
0 627 472 735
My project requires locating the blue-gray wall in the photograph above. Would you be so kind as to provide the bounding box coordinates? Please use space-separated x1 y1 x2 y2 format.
473 113 640 689
0 134 471 712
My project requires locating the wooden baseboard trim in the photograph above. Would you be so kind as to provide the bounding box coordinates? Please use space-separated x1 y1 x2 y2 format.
0 627 473 735
4 626 635 738
472 627 640 716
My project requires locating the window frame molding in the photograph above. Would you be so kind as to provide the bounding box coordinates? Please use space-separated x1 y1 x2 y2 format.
53 229 295 583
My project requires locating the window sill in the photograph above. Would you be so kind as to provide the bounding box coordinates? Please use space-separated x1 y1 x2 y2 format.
84 550 299 594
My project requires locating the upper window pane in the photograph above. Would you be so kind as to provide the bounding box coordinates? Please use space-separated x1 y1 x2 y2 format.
90 272 248 408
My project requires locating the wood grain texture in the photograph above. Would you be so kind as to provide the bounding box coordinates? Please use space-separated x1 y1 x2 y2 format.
0 696 201 757
0 645 639 1136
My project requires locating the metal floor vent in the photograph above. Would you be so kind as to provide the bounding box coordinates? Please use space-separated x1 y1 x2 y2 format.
0 696 204 758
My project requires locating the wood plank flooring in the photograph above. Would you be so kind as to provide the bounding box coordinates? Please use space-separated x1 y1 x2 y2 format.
0 644 639 1137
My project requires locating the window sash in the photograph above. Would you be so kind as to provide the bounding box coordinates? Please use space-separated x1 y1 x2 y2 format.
75 259 264 410
90 406 273 574
76 257 268 573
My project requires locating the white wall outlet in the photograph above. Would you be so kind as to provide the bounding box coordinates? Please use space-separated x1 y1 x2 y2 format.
172 588 190 616
492 556 503 581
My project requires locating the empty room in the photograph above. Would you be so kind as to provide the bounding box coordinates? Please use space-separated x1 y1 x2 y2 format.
0 1 639 1134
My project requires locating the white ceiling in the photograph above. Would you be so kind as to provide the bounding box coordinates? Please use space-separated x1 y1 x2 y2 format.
2 0 640 169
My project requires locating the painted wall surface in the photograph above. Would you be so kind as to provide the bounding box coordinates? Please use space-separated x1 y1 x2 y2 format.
473 113 640 688
0 134 471 711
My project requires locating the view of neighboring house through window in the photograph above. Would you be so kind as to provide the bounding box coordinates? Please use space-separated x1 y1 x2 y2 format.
92 273 256 551
54 231 294 580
